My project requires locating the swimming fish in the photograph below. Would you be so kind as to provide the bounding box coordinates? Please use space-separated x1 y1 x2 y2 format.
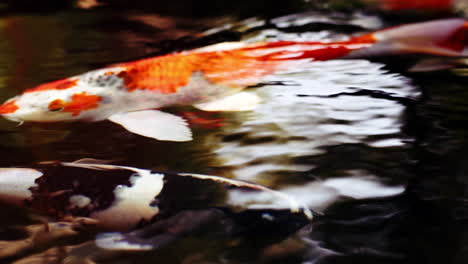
377 0 453 11
0 159 311 231
0 18 466 141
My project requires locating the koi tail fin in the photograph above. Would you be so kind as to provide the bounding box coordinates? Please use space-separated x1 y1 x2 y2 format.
347 18 468 57
200 19 467 87
241 19 467 62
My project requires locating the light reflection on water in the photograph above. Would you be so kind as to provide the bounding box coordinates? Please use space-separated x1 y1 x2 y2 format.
210 59 415 188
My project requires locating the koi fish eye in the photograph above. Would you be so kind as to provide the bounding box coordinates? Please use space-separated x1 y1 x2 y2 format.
48 99 65 112
0 90 107 123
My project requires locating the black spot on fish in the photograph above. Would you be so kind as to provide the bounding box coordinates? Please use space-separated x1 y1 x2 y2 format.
26 165 135 217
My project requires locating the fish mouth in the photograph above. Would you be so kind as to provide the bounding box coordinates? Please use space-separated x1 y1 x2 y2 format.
0 99 19 115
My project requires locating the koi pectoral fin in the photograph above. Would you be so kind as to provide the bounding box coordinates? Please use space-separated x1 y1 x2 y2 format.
193 91 261 112
108 110 193 142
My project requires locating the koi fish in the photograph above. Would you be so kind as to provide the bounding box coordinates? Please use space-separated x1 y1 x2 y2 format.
0 160 311 231
377 0 453 11
0 18 466 142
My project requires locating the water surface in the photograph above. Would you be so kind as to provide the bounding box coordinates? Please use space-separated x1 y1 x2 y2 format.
0 7 467 264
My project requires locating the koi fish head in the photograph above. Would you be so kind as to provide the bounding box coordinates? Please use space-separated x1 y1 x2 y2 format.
0 68 126 123
0 82 103 122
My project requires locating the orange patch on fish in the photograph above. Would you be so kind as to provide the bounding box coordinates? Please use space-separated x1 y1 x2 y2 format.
118 51 278 93
0 100 19 114
24 79 79 93
111 39 379 93
118 54 199 94
201 51 279 86
62 92 102 117
346 34 377 44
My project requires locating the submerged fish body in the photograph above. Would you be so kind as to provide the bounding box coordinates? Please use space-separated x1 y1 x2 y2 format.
0 161 311 231
0 18 466 141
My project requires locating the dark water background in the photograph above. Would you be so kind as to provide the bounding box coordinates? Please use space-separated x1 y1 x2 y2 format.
0 1 468 263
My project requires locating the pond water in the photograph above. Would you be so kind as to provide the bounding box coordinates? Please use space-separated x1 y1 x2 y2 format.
0 4 467 264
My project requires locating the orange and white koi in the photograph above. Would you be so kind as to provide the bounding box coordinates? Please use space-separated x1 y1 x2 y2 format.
0 18 466 141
